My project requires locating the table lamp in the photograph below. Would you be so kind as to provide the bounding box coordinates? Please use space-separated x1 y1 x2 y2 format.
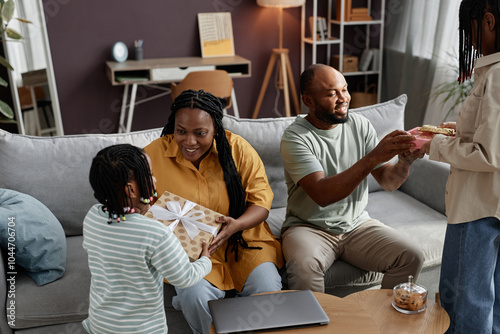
252 0 305 118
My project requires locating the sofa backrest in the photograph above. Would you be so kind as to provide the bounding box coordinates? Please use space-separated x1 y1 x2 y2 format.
0 94 407 237
223 115 295 209
0 128 162 236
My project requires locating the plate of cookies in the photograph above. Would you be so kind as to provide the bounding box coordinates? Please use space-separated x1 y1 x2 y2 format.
408 125 456 151
392 275 427 314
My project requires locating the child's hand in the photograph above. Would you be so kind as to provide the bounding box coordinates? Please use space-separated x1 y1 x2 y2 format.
200 240 211 259
439 122 456 131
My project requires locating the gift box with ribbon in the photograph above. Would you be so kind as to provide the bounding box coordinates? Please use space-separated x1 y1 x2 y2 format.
146 191 222 261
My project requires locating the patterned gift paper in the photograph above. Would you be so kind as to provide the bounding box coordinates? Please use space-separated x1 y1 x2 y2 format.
146 191 222 261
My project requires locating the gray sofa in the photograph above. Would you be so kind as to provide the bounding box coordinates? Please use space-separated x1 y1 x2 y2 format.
0 94 449 333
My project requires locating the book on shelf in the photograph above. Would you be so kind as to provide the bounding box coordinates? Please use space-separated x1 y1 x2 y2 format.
358 48 374 71
309 16 327 41
370 48 381 71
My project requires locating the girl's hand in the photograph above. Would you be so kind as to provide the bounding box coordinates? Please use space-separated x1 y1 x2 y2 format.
439 122 456 131
200 240 211 259
398 149 424 166
420 140 432 155
208 216 239 255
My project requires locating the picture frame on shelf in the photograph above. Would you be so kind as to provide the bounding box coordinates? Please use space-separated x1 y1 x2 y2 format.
198 12 235 58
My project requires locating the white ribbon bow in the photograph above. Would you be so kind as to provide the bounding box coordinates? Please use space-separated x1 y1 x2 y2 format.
149 200 218 240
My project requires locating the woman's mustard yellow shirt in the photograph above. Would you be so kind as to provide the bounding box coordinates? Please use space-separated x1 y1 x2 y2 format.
144 130 283 291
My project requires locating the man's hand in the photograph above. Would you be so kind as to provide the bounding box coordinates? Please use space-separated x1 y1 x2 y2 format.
369 130 416 165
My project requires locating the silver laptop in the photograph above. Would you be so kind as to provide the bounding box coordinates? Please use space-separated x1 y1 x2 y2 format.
209 290 330 333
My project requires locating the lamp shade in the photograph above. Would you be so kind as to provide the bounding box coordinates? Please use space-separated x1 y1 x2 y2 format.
257 0 305 8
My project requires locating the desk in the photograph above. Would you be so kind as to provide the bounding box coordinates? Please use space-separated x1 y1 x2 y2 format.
106 56 251 133
344 289 450 334
210 290 379 333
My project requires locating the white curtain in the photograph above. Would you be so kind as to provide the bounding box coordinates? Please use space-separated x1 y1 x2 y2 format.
382 0 461 129
4 0 48 135
5 0 47 86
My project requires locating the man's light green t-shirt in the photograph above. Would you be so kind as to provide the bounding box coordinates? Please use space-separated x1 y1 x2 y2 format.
280 114 379 234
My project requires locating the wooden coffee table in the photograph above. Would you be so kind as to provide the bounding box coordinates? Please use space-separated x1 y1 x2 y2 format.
344 289 450 334
210 290 379 333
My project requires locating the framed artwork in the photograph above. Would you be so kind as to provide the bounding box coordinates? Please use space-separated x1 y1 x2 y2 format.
197 12 235 58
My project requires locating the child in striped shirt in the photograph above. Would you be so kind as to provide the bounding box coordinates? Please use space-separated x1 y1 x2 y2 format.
82 144 211 334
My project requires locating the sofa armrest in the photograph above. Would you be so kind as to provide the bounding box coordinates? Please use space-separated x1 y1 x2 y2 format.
0 247 13 334
399 157 450 216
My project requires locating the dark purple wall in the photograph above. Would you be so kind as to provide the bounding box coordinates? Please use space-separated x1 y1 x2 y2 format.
42 0 304 134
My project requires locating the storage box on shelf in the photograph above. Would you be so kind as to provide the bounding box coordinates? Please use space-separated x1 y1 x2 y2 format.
332 54 358 72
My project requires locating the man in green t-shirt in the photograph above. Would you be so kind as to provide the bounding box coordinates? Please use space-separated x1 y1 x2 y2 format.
280 64 424 292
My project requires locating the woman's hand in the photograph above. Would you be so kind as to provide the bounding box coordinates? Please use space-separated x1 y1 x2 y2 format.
208 216 240 255
207 205 269 255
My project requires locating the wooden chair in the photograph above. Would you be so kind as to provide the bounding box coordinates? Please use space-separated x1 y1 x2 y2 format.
170 70 239 117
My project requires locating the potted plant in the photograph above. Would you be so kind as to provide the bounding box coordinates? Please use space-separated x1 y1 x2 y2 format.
0 0 30 122
431 52 474 123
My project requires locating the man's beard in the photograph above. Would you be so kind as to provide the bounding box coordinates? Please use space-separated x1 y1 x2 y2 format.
315 105 349 125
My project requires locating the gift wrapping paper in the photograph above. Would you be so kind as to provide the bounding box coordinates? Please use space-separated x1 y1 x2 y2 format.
146 191 222 261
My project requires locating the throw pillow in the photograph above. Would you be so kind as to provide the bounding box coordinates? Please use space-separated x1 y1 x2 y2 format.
351 94 408 192
351 94 407 139
0 189 67 286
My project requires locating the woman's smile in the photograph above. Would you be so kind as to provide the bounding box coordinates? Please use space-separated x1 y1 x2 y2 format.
174 108 216 168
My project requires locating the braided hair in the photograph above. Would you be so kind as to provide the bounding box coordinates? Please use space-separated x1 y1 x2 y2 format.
161 89 261 262
459 0 500 82
89 144 156 223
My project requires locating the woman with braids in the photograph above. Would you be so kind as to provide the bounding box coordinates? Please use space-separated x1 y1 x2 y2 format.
145 89 283 334
421 1 500 332
82 144 212 334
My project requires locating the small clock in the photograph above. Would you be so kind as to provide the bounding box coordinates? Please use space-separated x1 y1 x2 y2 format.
112 41 128 63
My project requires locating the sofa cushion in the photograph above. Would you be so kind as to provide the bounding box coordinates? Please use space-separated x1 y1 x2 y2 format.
351 94 407 193
8 236 90 329
0 189 66 286
0 129 162 236
223 116 295 209
351 94 406 140
366 190 447 268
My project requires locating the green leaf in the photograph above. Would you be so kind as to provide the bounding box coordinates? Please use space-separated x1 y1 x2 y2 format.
1 0 14 23
0 54 13 70
0 76 7 87
0 99 14 119
0 115 16 123
15 17 32 24
0 115 17 124
6 27 22 40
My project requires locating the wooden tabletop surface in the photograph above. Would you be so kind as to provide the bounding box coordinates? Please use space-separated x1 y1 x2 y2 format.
210 290 379 333
210 289 450 334
344 289 450 334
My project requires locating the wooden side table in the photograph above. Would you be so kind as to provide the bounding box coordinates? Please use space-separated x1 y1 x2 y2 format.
210 290 379 333
344 289 450 334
